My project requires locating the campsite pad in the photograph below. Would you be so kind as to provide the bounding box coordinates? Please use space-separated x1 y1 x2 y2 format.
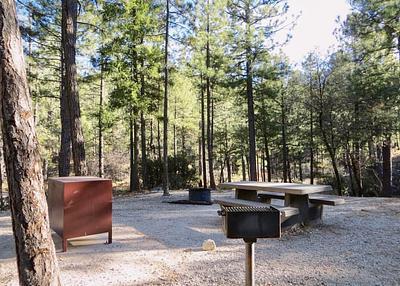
1 190 400 285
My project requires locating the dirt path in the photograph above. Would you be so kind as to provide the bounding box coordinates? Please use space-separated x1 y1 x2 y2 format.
1 191 399 285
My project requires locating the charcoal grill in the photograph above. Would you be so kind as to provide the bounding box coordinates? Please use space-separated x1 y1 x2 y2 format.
218 206 281 286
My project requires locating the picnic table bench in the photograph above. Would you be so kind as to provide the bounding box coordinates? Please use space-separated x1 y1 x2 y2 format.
216 181 345 228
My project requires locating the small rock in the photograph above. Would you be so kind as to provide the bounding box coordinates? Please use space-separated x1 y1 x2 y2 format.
202 239 216 251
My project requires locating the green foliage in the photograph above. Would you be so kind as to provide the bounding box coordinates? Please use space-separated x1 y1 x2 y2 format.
145 155 197 189
14 0 399 195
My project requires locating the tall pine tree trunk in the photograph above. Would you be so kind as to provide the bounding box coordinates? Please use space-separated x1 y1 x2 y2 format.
0 136 3 209
58 22 71 177
98 60 104 178
129 114 134 192
173 95 177 157
225 127 232 182
157 118 162 161
162 0 170 195
281 102 288 183
150 119 155 159
140 112 147 189
200 75 207 188
0 1 60 283
382 137 392 196
298 157 303 182
206 6 216 189
244 4 257 181
263 131 272 182
198 126 203 187
129 113 140 192
309 109 314 184
62 0 87 175
242 153 247 181
139 55 147 188
133 119 140 192
226 155 232 182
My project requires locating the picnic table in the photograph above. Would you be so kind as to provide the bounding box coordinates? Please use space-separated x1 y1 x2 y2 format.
216 181 344 228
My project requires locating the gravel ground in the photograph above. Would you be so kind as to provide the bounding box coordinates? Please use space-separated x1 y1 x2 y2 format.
1 190 400 286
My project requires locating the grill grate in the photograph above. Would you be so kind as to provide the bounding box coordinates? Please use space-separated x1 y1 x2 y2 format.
223 206 276 213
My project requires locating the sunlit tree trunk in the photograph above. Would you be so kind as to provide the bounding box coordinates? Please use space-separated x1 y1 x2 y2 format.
206 4 216 189
245 3 257 181
263 131 272 182
242 153 247 181
200 75 207 188
309 109 314 184
62 0 87 175
281 101 288 183
140 112 147 189
382 137 392 196
157 118 162 161
0 1 61 283
0 137 3 209
98 60 104 178
140 55 147 187
59 18 71 177
162 0 170 195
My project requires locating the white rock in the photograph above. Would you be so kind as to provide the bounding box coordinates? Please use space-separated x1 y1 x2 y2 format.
202 239 216 251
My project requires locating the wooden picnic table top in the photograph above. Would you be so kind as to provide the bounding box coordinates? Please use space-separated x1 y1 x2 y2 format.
218 181 332 195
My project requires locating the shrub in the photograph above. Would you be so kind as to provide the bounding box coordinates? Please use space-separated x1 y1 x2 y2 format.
145 154 197 190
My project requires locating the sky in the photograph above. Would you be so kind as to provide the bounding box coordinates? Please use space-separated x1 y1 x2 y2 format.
279 0 352 65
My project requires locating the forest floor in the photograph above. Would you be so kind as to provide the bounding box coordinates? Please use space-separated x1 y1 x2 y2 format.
1 190 400 286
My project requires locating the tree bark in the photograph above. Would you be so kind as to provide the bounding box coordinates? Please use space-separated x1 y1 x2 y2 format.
261 153 266 182
345 147 356 195
242 153 246 181
58 22 71 177
129 114 134 192
382 137 392 196
0 137 3 209
226 155 232 182
98 59 104 178
350 147 362 196
206 6 216 189
140 112 147 189
263 132 272 182
162 0 170 195
287 147 292 183
309 109 314 184
219 160 224 183
150 119 155 159
0 1 61 283
129 114 140 192
157 118 161 161
298 157 303 182
62 0 87 175
133 118 140 192
281 102 288 183
245 4 257 181
198 125 203 187
200 75 207 188
225 127 232 182
173 94 177 157
139 54 147 188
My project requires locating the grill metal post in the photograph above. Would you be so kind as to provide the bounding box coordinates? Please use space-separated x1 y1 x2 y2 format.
218 206 280 286
245 238 256 286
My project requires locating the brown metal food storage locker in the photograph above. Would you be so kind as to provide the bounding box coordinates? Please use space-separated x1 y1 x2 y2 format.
48 176 112 252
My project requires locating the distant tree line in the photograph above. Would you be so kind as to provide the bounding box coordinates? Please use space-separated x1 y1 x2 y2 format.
4 0 397 199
